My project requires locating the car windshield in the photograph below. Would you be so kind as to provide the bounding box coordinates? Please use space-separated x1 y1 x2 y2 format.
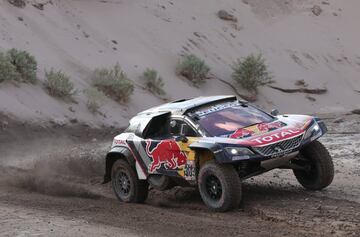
193 102 274 137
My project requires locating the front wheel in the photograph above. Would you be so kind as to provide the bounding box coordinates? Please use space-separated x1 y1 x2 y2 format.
293 140 334 190
198 160 242 212
111 159 149 203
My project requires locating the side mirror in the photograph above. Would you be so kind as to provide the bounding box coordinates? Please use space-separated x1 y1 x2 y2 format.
177 124 189 143
270 109 279 116
180 124 188 136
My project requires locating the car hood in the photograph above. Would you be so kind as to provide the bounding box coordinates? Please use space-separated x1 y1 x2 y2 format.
199 114 313 147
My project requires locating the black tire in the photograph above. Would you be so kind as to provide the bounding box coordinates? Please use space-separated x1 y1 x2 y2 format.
198 160 241 212
293 140 334 190
111 159 148 203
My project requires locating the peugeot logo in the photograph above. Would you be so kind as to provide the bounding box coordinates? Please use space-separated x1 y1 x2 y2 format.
274 146 283 153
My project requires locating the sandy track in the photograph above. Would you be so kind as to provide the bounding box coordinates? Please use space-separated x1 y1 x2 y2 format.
0 115 359 236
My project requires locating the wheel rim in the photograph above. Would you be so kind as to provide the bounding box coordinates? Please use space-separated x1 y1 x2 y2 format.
205 175 222 201
115 170 131 198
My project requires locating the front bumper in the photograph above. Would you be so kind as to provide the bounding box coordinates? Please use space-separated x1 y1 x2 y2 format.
215 119 328 164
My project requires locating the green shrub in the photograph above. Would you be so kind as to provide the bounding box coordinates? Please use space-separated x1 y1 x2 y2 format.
84 87 106 113
141 68 165 95
0 52 19 83
6 48 37 83
176 54 210 86
45 69 75 98
92 63 134 102
232 53 273 94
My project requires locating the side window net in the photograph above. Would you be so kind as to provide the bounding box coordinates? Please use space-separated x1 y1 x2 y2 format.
143 113 171 139
170 119 198 137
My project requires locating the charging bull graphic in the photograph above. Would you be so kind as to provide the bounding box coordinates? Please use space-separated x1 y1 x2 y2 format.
146 140 187 173
230 122 285 139
257 121 284 132
230 128 254 139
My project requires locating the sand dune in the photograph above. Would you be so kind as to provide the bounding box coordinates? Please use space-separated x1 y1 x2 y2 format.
0 0 359 127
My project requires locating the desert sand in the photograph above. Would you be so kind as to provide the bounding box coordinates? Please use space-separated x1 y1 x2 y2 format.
0 0 359 127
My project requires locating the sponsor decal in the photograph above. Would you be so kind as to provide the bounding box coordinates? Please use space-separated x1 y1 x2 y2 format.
184 160 196 181
114 139 127 145
230 128 254 139
256 121 284 132
145 140 187 173
195 101 239 117
249 128 303 146
230 121 285 139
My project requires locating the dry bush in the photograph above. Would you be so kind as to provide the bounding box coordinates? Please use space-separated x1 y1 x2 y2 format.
6 48 37 83
84 87 106 113
141 68 165 95
8 0 26 8
0 52 19 83
176 54 210 86
92 63 134 103
312 5 322 16
45 69 75 98
232 53 273 95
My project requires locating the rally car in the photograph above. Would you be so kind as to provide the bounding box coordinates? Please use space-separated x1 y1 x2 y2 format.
103 95 334 211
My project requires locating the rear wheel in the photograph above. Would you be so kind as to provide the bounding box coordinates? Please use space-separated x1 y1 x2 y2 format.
198 160 241 212
293 140 334 190
111 159 148 203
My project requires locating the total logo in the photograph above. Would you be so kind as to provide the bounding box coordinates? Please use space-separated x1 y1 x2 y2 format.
250 129 303 145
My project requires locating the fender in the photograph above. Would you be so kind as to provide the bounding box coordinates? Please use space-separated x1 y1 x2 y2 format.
316 119 328 134
189 142 228 163
103 146 135 184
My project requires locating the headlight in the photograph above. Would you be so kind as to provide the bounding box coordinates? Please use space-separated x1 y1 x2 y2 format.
304 121 322 140
225 147 254 156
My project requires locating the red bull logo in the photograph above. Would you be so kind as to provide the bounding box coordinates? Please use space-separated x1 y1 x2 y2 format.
257 121 283 132
230 122 284 139
230 128 254 139
146 140 187 173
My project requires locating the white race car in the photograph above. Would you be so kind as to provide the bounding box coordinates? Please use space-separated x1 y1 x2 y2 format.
103 95 334 212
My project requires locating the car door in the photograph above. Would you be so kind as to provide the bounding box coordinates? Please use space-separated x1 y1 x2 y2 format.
139 113 188 176
141 115 198 179
168 118 200 180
